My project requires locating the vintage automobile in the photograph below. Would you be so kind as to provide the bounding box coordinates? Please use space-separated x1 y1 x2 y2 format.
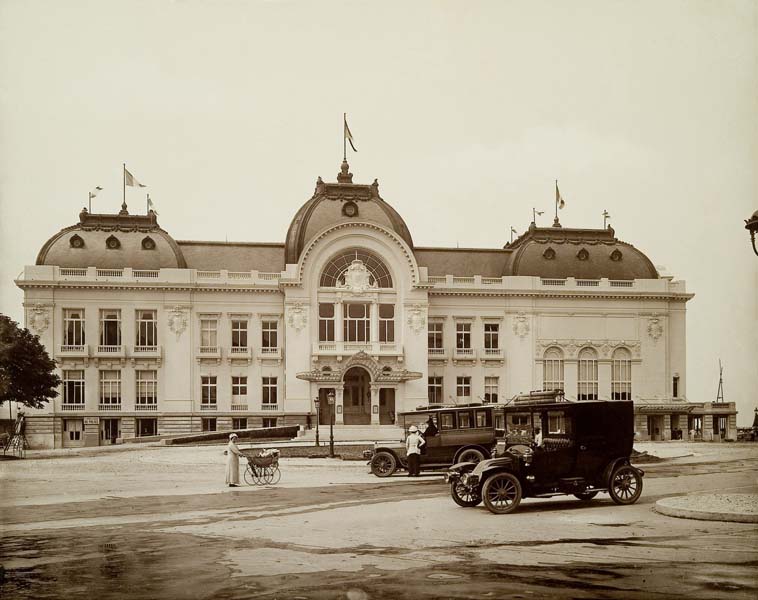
445 392 644 514
366 404 500 477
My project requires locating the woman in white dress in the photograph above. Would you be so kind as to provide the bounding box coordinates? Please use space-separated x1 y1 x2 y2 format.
225 433 243 487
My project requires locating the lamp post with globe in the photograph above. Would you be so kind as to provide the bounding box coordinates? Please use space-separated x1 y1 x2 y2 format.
314 396 320 447
328 390 336 458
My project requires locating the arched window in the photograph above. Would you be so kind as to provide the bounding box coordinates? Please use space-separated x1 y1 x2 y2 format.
612 348 632 400
320 249 393 288
578 347 598 400
543 348 564 391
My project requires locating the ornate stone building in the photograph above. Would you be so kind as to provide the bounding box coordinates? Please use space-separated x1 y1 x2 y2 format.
16 160 737 448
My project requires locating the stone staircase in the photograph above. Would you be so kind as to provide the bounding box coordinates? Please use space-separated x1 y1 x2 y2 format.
297 425 404 443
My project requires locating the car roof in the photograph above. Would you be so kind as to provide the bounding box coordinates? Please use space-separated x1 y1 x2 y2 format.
400 403 497 415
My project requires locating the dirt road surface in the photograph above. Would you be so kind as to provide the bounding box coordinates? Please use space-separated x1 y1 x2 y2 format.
1 443 757 599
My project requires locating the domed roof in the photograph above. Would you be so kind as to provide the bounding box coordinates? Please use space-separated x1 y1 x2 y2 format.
284 161 414 264
504 224 658 280
36 208 186 269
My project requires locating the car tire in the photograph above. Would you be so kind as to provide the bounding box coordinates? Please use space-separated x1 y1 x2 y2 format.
608 465 643 505
457 448 486 464
450 481 482 507
574 491 599 501
482 472 522 514
370 451 397 477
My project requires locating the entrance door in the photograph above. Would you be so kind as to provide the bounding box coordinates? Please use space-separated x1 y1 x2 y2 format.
63 419 84 448
100 418 120 444
343 367 371 425
379 389 395 424
647 416 663 441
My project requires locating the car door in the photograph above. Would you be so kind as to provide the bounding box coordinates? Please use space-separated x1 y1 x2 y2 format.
529 409 576 485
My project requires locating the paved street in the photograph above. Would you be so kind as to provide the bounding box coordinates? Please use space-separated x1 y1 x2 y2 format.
2 443 757 599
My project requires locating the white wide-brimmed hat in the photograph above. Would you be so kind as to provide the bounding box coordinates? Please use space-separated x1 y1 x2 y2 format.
409 425 418 433
229 433 238 440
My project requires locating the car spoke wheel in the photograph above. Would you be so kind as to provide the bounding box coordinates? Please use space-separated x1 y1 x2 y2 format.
450 481 482 507
574 491 599 501
457 448 486 464
609 465 643 505
482 473 522 514
370 451 397 477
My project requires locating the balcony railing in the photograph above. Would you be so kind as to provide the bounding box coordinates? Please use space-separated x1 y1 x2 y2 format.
229 346 252 358
261 403 279 411
428 347 447 360
99 403 122 411
60 268 87 277
312 342 402 357
481 348 504 360
96 345 125 357
541 278 566 286
231 404 248 411
259 347 282 360
135 403 158 411
133 270 159 278
97 269 123 278
198 346 220 356
200 404 217 411
576 279 600 287
610 280 634 288
453 348 476 361
61 403 85 411
58 344 89 357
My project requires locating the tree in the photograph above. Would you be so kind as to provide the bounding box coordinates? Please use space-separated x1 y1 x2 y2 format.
0 314 61 409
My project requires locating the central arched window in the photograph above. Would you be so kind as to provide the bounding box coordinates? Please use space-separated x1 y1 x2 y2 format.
577 347 598 400
320 249 393 288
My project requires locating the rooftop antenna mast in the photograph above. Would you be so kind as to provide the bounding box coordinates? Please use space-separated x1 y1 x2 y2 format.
715 359 725 404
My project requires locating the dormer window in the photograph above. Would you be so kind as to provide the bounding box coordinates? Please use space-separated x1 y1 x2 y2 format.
543 247 556 260
105 235 121 250
610 249 623 262
142 236 156 250
342 201 359 218
577 248 589 261
70 234 85 249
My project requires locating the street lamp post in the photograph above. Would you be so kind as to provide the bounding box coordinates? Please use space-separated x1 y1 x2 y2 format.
328 390 335 458
314 397 320 447
745 210 758 256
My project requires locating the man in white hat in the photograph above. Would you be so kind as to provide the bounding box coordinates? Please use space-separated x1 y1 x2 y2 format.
225 433 243 487
405 425 425 477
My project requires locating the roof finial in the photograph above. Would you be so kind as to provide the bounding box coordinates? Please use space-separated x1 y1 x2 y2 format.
337 160 353 183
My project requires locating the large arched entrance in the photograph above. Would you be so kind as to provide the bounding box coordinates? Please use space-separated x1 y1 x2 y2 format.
342 366 371 425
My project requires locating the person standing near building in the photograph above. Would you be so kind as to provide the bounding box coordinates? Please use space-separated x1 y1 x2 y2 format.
225 433 243 487
405 425 425 477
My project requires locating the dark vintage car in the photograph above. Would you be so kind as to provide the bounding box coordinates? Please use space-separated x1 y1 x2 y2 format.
366 404 500 477
445 392 644 514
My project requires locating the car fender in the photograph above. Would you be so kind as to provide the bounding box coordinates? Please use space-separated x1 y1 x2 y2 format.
602 457 645 486
453 444 492 463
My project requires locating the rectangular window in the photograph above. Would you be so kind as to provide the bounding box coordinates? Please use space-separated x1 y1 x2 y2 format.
201 376 217 405
231 319 248 348
428 376 443 404
578 358 599 400
99 310 121 347
547 410 572 435
135 310 157 347
456 376 471 398
137 418 157 437
136 370 157 405
484 376 499 403
262 320 278 349
428 322 443 350
484 323 499 350
543 351 565 391
99 370 121 405
440 413 456 430
458 411 472 429
262 377 278 405
672 376 679 398
456 322 471 350
475 409 492 428
379 304 394 343
64 419 83 441
202 417 217 432
344 303 370 342
262 417 277 428
63 370 85 404
200 319 218 349
63 309 85 346
318 304 335 342
232 417 248 430
232 376 247 401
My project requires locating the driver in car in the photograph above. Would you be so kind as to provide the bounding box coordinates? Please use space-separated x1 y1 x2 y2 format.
534 427 543 448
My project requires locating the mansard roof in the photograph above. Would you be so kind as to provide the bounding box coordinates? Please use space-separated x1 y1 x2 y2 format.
502 223 659 280
36 208 187 269
284 161 414 264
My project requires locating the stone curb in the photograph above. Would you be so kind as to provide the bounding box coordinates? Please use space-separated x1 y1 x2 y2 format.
654 494 758 524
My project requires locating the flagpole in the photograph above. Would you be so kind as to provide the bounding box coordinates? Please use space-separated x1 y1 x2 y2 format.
88 192 92 213
343 113 347 162
122 163 126 213
555 180 558 221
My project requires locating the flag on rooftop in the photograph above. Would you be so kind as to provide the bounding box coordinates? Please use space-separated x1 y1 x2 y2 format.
344 114 357 153
124 166 146 188
556 181 565 209
147 194 158 215
90 186 102 198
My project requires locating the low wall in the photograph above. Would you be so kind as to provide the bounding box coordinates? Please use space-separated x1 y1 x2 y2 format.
165 425 300 445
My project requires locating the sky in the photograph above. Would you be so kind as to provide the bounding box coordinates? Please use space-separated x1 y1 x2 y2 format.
0 0 756 424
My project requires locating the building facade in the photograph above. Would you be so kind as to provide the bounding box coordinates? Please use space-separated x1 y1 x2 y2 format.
16 160 737 448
